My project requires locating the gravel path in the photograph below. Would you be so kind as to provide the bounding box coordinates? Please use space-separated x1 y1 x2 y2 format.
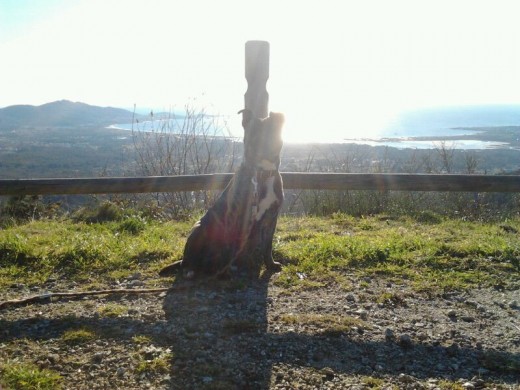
1 273 519 389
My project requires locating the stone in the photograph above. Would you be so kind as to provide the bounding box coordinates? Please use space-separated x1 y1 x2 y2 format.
447 309 457 318
385 328 395 341
399 334 413 348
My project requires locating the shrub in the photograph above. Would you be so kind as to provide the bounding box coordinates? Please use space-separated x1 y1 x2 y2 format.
117 215 146 235
73 200 123 223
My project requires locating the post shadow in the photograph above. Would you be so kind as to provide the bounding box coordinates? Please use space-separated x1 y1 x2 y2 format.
1 282 518 389
161 273 520 389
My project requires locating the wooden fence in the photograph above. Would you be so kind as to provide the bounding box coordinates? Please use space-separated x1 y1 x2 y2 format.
1 173 519 196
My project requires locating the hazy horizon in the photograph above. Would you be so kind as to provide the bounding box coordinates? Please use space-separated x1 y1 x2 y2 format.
2 0 520 143
3 99 520 149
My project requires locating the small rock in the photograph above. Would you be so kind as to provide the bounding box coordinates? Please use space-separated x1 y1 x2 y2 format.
465 299 478 307
461 315 475 322
92 352 104 364
446 342 459 357
398 373 415 383
462 382 475 389
346 293 356 302
321 367 335 381
355 309 368 320
384 328 395 341
447 309 457 318
116 367 126 377
398 334 413 348
508 300 518 309
47 353 60 364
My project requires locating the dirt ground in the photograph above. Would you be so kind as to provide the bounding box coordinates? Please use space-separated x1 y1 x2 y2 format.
1 272 519 389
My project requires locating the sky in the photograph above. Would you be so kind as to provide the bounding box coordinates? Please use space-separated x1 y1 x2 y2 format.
1 0 520 142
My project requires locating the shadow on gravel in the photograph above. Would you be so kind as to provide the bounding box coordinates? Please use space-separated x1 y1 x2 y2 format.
162 273 519 389
0 298 172 345
1 279 518 389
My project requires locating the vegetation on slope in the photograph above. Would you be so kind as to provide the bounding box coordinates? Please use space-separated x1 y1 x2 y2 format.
1 210 518 293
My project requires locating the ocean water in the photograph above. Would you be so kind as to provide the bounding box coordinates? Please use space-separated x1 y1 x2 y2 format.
343 104 520 150
109 105 520 150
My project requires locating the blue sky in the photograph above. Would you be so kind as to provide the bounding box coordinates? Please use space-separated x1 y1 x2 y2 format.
1 0 520 141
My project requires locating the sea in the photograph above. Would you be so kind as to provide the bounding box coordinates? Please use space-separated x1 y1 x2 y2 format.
109 105 520 151
344 104 520 150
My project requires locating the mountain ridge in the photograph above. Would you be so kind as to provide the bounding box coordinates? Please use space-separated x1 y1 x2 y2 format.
0 100 138 128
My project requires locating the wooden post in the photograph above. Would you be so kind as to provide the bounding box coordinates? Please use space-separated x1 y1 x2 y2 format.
245 40 270 118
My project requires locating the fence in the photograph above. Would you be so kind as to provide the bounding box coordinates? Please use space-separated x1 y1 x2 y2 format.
1 173 519 196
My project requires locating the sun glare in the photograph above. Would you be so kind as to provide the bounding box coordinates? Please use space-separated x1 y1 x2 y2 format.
2 0 520 145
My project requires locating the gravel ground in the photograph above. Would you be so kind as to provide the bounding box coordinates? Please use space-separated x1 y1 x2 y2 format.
1 272 519 389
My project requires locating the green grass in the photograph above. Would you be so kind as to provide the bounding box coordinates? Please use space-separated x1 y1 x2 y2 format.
134 356 171 375
0 213 518 293
97 303 128 318
132 335 152 345
273 214 520 293
61 328 96 345
0 217 190 288
279 313 367 336
0 362 62 390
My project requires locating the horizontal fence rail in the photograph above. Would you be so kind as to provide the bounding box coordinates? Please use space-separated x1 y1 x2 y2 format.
1 173 520 196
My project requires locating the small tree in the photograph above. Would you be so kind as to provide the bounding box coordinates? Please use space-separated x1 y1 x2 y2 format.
130 104 241 217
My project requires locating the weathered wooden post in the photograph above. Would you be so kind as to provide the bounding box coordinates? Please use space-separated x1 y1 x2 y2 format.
245 40 270 118
238 40 284 276
159 40 283 279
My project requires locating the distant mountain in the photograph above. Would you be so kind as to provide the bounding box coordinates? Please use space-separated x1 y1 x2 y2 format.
0 100 138 128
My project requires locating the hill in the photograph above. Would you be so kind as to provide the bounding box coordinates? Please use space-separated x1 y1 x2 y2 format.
0 100 137 128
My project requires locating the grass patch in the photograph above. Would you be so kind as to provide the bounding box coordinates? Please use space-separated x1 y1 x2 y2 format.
361 376 387 389
0 218 187 288
0 214 518 293
135 356 170 375
438 380 465 390
0 361 62 390
274 215 520 293
279 313 366 336
132 335 152 345
133 345 173 377
97 303 128 318
61 328 96 345
375 292 407 306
